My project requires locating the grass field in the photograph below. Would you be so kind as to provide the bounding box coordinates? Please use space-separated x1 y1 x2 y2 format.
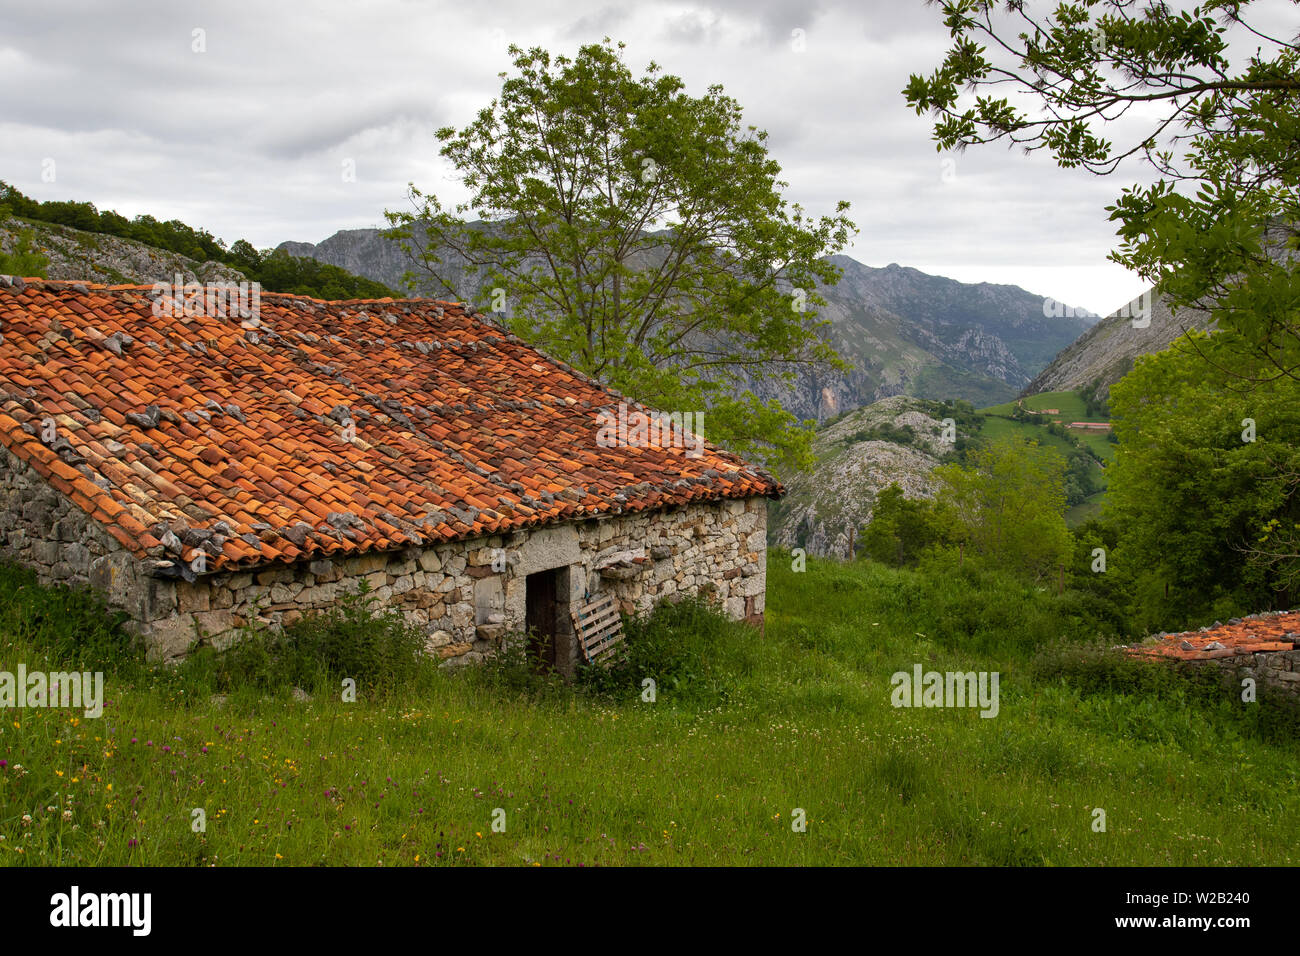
979 390 1114 462
2 554 1296 867
978 391 1113 528
976 414 1083 460
1066 490 1107 526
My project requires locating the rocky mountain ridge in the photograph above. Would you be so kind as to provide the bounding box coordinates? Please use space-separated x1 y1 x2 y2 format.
279 227 1098 419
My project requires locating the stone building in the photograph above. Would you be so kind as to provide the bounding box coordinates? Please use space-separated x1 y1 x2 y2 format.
0 277 780 670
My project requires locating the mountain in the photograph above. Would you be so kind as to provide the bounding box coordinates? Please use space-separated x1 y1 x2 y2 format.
0 216 244 286
277 229 1097 418
767 395 956 557
1023 288 1214 400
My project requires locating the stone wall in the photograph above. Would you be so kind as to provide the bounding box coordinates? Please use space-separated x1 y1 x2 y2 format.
0 444 173 624
0 441 768 667
1179 648 1300 700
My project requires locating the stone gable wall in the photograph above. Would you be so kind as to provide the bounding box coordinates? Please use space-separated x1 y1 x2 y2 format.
1180 648 1300 700
0 445 768 665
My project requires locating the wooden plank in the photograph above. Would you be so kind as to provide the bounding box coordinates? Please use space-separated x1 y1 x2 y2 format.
586 629 622 654
579 612 620 633
576 602 616 624
587 627 622 648
585 631 623 658
584 619 623 643
572 593 625 664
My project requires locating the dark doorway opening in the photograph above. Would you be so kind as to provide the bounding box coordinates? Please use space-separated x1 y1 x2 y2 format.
525 568 560 672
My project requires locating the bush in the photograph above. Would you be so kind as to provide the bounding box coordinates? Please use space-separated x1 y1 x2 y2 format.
185 583 427 697
0 561 141 672
577 596 751 705
471 629 570 699
1029 643 1300 744
0 227 50 278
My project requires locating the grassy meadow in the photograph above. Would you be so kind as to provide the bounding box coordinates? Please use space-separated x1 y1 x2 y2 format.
979 390 1115 462
1 553 1297 867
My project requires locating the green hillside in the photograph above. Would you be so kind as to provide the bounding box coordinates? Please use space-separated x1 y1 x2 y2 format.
977 390 1112 526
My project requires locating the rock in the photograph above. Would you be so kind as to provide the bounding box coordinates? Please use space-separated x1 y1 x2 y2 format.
292 687 312 702
124 405 161 429
281 523 312 547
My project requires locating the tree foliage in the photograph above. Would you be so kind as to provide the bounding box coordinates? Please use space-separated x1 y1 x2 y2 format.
858 483 952 567
386 40 857 473
906 0 1299 380
1108 331 1300 627
0 181 396 300
933 437 1072 581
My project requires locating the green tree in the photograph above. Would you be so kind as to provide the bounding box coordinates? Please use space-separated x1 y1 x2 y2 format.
1108 332 1300 627
859 483 951 567
0 227 50 278
905 1 1299 380
386 39 857 473
934 437 1071 581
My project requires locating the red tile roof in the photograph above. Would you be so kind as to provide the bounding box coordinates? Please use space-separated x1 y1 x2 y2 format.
0 278 781 575
1128 610 1300 661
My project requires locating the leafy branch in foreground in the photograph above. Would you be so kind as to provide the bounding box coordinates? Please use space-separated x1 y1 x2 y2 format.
906 0 1299 383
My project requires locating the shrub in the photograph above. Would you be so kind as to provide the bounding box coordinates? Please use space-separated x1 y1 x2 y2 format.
1030 643 1300 744
0 561 141 672
471 629 569 699
0 227 50 278
187 583 427 696
577 595 751 705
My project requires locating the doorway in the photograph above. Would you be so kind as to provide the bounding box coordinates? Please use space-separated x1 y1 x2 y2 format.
525 568 560 672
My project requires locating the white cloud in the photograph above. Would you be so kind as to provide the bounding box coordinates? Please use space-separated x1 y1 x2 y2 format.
0 0 1277 315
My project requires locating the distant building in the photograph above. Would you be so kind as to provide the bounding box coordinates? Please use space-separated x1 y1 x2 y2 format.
1068 422 1111 431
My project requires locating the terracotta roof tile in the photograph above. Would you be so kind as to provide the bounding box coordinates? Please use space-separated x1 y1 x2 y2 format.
0 278 781 574
1128 610 1300 660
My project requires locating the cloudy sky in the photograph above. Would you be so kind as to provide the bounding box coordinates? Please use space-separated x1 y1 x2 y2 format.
1 0 1291 314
